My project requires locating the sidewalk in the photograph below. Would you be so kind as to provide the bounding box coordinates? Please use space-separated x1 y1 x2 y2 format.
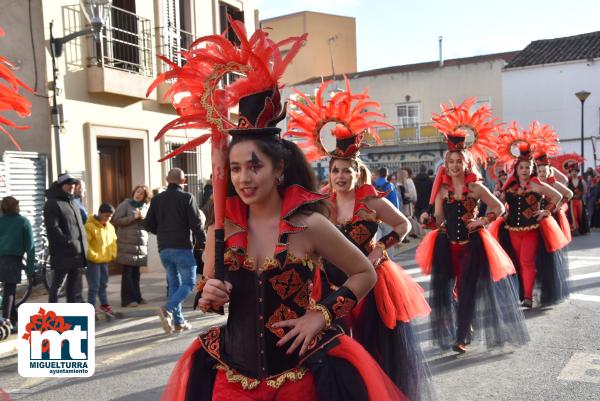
0 257 195 358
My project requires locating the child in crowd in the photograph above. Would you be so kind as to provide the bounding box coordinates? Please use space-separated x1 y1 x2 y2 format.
85 203 117 316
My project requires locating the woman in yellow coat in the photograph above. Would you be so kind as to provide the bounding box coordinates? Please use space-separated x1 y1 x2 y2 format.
85 203 117 316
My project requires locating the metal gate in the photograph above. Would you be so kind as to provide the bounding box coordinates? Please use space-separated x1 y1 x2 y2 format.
0 151 49 251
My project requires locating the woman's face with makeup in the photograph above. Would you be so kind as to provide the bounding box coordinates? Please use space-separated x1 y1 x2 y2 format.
229 140 282 205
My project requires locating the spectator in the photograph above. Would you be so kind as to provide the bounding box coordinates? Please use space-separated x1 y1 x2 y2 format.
85 203 117 317
200 175 213 211
73 180 88 223
0 196 35 326
44 174 88 303
584 173 597 227
144 168 203 334
373 167 400 209
112 185 151 307
414 164 433 216
399 167 417 217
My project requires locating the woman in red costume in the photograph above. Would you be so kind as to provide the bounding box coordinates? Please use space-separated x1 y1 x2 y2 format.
286 79 434 401
417 98 529 353
566 163 590 235
150 20 407 401
529 122 573 242
490 122 570 308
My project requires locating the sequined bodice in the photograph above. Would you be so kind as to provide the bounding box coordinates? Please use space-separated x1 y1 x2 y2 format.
505 185 542 228
443 189 480 242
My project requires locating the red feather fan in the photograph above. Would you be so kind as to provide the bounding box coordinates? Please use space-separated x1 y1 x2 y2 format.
0 27 33 150
147 17 307 161
431 97 502 167
285 77 391 160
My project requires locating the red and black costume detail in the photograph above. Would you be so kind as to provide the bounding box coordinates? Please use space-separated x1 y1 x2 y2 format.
161 187 407 401
417 98 529 350
489 123 570 306
317 185 434 401
286 80 434 401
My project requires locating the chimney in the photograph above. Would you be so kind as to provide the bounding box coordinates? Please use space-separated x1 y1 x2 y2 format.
438 36 444 67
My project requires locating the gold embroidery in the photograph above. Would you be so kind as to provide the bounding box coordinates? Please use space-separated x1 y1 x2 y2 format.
505 224 540 231
216 364 308 390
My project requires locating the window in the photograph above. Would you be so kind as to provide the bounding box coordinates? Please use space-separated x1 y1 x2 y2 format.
396 103 420 128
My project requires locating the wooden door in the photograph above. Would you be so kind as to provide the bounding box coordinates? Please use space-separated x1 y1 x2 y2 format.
98 139 131 209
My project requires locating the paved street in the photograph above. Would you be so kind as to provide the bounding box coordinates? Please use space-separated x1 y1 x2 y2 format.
0 233 599 401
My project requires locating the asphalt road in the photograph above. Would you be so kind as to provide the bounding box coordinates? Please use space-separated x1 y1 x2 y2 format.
0 232 599 401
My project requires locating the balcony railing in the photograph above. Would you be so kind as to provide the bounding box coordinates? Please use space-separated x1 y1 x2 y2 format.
367 123 443 146
156 27 197 72
88 5 153 77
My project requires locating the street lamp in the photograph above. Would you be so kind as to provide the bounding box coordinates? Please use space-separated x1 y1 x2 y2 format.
575 90 591 173
49 0 111 177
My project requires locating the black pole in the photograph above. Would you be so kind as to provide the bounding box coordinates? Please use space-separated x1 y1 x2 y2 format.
580 99 585 173
50 21 62 179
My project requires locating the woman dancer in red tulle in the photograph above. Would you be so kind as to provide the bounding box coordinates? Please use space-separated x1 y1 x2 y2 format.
151 20 407 401
286 79 434 401
417 98 529 353
490 122 570 308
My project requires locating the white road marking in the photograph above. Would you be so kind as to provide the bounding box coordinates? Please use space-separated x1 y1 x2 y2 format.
568 272 600 282
568 260 600 270
570 293 600 303
558 352 600 384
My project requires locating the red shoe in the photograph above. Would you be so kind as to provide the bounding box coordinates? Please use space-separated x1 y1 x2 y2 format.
100 304 115 317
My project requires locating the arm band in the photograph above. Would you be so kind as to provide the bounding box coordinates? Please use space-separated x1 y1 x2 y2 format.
311 285 358 326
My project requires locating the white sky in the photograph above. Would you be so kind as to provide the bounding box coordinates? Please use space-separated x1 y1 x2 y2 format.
255 0 600 71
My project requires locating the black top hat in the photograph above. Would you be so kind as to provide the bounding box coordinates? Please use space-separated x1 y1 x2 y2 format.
229 88 286 137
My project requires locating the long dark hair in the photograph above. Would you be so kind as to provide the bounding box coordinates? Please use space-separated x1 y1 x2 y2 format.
228 135 329 217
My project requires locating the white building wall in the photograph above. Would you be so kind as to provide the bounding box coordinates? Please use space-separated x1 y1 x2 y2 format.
502 59 600 170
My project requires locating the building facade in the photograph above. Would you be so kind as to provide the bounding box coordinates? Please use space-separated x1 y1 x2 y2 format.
503 31 600 170
0 0 256 214
260 11 357 86
285 52 517 175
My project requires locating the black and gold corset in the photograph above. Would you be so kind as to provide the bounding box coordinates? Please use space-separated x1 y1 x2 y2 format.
198 185 342 381
442 188 480 243
505 183 542 230
322 184 384 288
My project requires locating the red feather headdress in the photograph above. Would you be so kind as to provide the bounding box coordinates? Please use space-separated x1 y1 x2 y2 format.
549 153 585 174
285 77 391 160
528 121 560 165
431 97 502 168
495 121 536 173
0 27 33 150
147 17 307 161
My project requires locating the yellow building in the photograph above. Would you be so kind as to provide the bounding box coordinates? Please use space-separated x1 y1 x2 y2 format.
0 0 256 212
260 11 357 85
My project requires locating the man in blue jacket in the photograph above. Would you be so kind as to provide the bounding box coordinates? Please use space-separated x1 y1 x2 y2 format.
373 167 400 209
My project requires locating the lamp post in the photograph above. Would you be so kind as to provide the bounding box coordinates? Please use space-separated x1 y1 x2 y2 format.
575 90 591 173
49 0 111 178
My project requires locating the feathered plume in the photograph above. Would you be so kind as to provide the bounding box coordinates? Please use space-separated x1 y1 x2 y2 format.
495 121 534 172
0 27 32 150
432 97 502 167
549 153 585 174
285 77 391 160
147 17 307 161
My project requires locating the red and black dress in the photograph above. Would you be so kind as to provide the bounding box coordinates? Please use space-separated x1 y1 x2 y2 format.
489 178 570 305
416 178 529 349
161 185 407 401
567 177 590 235
315 184 434 401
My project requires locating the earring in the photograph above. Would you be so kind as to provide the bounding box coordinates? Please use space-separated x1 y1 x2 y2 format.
277 174 284 185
